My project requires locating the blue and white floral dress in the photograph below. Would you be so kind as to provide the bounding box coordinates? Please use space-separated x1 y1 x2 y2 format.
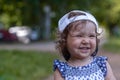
54 56 107 80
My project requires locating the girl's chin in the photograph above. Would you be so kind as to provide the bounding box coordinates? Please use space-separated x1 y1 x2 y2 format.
75 50 92 57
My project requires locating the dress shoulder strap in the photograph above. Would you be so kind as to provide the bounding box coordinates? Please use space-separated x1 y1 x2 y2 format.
53 59 66 78
95 56 108 77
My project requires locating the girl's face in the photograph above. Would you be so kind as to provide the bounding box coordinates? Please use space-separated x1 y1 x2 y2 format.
67 21 97 60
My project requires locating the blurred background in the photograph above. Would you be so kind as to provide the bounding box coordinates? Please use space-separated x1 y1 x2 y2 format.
0 0 120 80
0 0 120 43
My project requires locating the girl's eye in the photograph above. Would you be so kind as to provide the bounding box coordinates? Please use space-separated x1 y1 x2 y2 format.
89 35 96 38
71 34 83 37
76 35 82 37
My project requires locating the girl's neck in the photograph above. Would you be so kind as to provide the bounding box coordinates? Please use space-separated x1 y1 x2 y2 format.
68 56 93 67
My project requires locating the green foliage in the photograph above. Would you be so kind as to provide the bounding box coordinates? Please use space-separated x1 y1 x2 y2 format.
102 37 120 53
1 0 120 37
0 0 40 28
0 50 59 80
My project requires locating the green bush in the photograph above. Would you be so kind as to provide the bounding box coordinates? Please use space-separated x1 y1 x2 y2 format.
0 50 59 80
102 37 120 53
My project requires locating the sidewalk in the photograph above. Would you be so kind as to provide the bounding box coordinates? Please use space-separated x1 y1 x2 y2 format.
0 41 56 52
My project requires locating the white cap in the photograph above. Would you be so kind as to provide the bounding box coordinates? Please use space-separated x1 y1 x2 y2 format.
58 10 98 32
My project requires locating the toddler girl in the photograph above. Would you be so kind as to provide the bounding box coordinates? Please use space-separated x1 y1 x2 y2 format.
54 10 116 80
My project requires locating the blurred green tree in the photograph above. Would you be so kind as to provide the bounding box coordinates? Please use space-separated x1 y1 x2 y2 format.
0 0 120 38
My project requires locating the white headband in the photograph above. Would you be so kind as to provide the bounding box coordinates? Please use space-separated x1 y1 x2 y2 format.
58 10 98 32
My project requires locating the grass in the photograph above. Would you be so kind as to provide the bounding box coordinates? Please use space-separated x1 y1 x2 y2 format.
102 37 120 53
0 50 59 80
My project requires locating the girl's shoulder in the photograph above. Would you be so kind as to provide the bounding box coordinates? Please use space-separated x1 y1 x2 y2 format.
53 59 67 78
94 56 108 61
53 59 67 70
94 56 108 77
54 59 66 66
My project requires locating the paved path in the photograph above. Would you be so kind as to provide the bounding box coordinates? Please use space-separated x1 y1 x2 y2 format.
0 42 120 80
0 41 56 52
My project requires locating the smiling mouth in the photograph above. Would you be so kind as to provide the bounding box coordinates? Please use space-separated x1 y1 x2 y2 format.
79 47 90 49
79 47 90 53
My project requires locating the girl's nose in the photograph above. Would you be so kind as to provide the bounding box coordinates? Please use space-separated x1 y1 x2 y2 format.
81 38 89 44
